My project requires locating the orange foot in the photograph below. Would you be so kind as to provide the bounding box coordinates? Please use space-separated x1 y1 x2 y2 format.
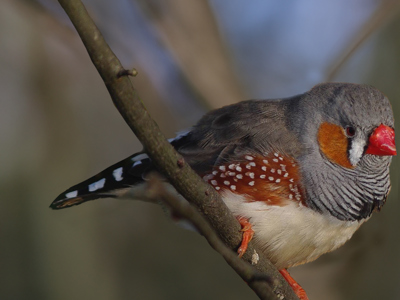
279 269 309 300
236 216 255 258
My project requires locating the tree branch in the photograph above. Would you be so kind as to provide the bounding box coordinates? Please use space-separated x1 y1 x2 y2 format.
143 174 276 299
57 0 298 299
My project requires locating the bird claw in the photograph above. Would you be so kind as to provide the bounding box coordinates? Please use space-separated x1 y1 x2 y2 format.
236 217 254 258
279 269 309 300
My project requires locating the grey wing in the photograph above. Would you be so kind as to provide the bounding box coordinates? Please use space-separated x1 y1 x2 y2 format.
174 99 301 174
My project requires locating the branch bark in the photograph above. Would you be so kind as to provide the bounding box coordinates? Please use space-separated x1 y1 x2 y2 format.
56 1 299 299
143 174 276 300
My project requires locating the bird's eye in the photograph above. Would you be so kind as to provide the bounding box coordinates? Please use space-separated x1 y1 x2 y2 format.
345 126 356 138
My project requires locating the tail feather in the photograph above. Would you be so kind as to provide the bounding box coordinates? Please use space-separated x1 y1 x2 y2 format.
50 152 152 209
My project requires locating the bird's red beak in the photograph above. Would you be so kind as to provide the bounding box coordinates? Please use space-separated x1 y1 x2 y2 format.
366 124 397 156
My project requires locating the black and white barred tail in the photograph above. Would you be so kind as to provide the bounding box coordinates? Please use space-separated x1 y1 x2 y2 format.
50 132 191 210
50 152 152 209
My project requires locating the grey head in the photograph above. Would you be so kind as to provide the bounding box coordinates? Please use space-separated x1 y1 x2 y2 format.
287 82 396 221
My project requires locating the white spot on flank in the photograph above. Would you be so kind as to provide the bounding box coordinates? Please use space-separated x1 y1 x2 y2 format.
284 172 289 177
273 158 279 163
228 171 236 176
277 169 282 175
88 178 106 192
275 179 281 183
289 194 293 199
211 180 217 186
236 166 242 172
215 186 220 190
219 165 226 171
224 181 230 185
220 173 226 178
245 172 255 179
236 174 243 179
279 157 283 161
249 162 256 167
228 164 235 170
280 164 286 171
270 168 275 173
212 170 218 175
261 166 267 171
246 164 252 169
249 181 255 186
274 153 279 157
65 190 78 198
263 159 269 165
230 185 236 191
113 167 124 182
203 174 214 181
260 174 266 179
268 176 274 181
245 155 254 161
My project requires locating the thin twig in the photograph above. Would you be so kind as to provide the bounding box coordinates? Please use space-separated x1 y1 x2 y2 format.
144 174 275 299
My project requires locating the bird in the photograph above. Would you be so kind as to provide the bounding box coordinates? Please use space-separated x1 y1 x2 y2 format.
51 82 396 300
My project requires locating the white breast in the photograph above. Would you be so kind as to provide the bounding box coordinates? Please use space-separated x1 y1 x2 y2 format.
221 190 366 269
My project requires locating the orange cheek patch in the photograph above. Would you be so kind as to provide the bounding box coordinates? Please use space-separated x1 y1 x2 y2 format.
318 122 353 169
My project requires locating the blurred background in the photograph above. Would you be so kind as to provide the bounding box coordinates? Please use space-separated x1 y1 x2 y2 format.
1 0 400 299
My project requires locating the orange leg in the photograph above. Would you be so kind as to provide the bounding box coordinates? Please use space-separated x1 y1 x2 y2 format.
236 217 255 258
279 269 309 300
